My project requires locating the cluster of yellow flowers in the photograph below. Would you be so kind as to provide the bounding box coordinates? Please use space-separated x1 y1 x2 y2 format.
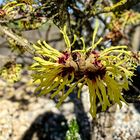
121 10 140 26
1 0 33 18
31 21 137 118
0 62 21 83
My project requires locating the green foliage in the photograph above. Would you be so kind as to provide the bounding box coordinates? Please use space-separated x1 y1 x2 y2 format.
65 119 81 140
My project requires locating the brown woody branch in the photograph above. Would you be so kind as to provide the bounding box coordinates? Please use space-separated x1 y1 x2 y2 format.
0 25 35 54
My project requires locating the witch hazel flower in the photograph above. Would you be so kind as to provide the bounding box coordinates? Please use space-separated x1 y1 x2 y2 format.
31 20 136 118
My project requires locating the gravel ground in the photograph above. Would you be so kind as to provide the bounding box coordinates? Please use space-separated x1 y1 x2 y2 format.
113 103 140 140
